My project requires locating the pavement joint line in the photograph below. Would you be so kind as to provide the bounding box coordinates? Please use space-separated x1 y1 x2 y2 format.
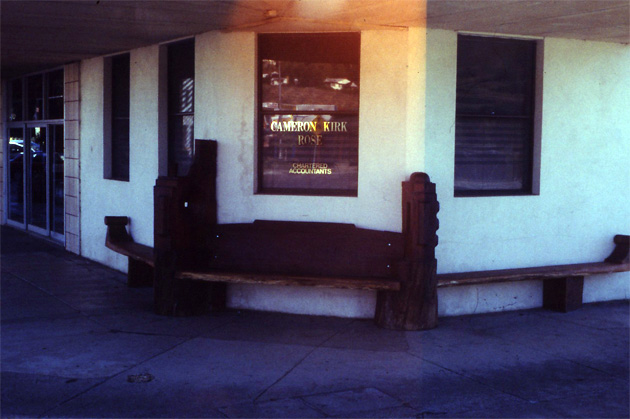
37 375 113 418
295 396 330 417
413 354 535 404
4 271 86 314
538 312 628 334
298 385 375 417
516 346 629 381
252 323 349 403
40 334 197 417
6 266 153 327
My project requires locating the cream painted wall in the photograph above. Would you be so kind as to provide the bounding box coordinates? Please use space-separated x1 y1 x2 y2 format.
425 30 630 316
195 30 412 231
194 30 423 317
80 45 160 269
75 27 627 319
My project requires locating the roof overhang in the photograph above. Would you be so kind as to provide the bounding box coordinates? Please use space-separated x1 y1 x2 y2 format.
1 0 628 79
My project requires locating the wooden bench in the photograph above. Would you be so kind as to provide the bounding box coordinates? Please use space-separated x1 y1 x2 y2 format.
149 141 440 330
104 139 628 329
436 235 630 312
104 216 154 288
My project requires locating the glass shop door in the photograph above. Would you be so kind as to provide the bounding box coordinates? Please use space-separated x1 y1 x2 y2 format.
7 124 64 241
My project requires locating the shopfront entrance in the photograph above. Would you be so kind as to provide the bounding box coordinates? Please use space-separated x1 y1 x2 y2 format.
7 124 64 241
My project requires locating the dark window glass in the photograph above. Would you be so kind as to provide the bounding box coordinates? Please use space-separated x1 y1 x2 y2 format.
10 79 23 121
111 54 130 181
258 33 360 196
47 69 64 119
455 35 536 196
168 39 194 176
28 126 47 229
8 128 25 222
27 74 44 120
51 124 65 234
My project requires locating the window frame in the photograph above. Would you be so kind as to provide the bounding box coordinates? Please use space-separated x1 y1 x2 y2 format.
454 34 540 198
256 32 361 197
167 38 195 177
103 53 130 182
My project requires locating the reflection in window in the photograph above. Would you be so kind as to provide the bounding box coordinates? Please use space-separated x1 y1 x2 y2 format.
455 35 536 196
258 33 360 196
8 128 25 223
109 53 130 181
27 74 43 120
9 69 64 122
10 79 23 121
47 69 64 120
168 39 195 176
261 60 359 112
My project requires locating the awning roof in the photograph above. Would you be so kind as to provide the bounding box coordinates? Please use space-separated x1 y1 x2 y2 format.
1 0 628 79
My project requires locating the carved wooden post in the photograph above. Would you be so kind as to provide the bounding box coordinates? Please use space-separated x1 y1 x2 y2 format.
153 140 219 316
375 172 439 330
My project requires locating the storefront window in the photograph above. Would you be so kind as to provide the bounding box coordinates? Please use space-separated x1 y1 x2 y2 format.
455 35 536 196
258 33 360 196
27 74 44 120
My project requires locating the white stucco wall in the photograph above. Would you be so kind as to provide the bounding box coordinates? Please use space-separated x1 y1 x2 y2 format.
194 29 424 317
75 27 628 319
80 45 160 269
425 30 630 316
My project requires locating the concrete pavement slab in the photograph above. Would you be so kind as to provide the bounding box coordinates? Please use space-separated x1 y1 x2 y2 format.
1 251 89 273
1 372 104 418
257 346 427 402
2 329 186 379
408 324 623 403
478 310 629 380
88 309 236 338
301 387 404 416
202 310 353 347
1 272 80 321
2 316 109 343
535 300 630 330
1 226 628 418
538 386 630 418
44 337 317 417
220 397 326 418
321 318 410 352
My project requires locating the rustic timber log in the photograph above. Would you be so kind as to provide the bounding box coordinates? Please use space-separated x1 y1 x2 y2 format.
605 235 630 264
150 141 434 328
436 236 630 312
375 173 440 330
104 216 154 287
153 140 221 316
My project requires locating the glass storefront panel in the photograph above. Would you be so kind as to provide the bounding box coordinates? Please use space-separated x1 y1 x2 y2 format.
28 126 48 229
10 79 23 121
261 114 358 193
258 33 360 196
8 128 25 223
27 74 44 120
48 69 65 119
6 68 65 241
51 124 65 235
261 60 359 112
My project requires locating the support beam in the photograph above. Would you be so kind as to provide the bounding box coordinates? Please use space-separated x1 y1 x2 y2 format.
375 172 440 330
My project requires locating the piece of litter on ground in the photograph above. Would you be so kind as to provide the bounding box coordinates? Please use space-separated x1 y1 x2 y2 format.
127 373 154 383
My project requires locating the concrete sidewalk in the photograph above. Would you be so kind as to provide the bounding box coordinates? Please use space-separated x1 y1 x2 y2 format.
1 226 628 418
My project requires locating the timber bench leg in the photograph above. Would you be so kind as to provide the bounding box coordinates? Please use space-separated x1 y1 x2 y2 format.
375 173 440 330
542 276 584 312
128 259 154 288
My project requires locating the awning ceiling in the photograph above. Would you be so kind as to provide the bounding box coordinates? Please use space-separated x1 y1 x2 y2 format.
1 0 628 79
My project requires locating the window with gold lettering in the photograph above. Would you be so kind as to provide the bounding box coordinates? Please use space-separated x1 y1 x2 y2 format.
258 33 360 196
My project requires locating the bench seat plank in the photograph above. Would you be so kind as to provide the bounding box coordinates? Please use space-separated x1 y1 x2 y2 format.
437 261 630 288
105 241 155 267
176 270 401 291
